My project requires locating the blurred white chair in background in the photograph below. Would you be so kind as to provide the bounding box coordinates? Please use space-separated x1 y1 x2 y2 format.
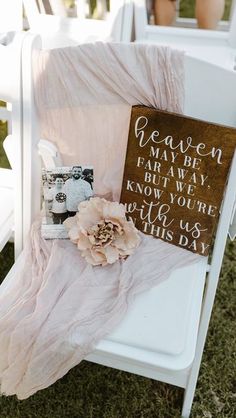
23 0 133 48
134 0 236 70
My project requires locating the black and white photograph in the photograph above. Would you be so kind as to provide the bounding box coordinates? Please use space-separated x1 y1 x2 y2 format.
41 165 94 239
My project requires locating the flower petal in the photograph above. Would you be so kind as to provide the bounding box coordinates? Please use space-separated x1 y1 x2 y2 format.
102 201 126 221
65 197 140 266
77 198 103 230
102 245 120 264
77 232 92 250
63 215 77 230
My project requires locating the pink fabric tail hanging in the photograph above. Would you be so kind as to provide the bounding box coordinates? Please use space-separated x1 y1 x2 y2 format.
0 43 203 399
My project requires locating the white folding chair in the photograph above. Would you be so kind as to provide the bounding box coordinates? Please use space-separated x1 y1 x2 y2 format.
0 1 24 257
0 32 27 258
23 0 133 48
87 60 236 417
18 32 236 417
134 0 236 71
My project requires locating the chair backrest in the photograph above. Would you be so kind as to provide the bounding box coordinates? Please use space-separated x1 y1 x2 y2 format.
23 0 133 47
134 0 236 67
21 31 236 253
0 32 27 257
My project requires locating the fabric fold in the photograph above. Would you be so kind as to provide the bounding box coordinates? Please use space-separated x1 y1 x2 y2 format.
0 221 201 399
33 43 184 201
0 43 199 399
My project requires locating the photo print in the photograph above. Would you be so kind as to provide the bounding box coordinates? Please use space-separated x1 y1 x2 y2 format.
41 165 94 239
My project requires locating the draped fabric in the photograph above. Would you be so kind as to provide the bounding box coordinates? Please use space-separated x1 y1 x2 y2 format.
0 43 202 399
33 43 184 200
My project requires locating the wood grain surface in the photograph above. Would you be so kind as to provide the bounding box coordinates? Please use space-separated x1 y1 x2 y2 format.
120 106 236 256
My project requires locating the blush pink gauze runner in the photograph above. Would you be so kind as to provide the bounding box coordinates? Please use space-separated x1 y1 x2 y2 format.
0 43 203 399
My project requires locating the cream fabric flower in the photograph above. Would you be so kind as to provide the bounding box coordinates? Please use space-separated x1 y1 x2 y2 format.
64 197 141 266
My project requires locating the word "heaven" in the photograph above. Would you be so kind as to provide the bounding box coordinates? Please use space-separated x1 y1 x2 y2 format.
135 116 222 164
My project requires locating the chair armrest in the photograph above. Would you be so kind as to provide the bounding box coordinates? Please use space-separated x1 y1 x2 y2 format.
38 138 62 169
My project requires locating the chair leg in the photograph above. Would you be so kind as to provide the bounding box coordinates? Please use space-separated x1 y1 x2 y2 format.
181 359 201 418
181 383 195 418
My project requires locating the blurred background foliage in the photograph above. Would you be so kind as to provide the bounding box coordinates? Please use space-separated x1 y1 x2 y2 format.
63 0 233 21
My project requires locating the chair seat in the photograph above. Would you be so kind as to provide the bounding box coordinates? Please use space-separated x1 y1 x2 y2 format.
87 257 207 375
0 168 14 251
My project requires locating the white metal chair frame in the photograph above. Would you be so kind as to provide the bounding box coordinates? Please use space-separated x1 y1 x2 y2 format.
0 3 24 258
0 32 27 258
18 32 236 417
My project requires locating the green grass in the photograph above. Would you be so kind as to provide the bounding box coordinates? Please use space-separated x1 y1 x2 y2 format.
179 0 233 21
0 120 10 168
0 100 10 168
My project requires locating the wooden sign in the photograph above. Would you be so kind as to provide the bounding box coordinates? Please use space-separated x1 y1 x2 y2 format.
120 106 236 256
